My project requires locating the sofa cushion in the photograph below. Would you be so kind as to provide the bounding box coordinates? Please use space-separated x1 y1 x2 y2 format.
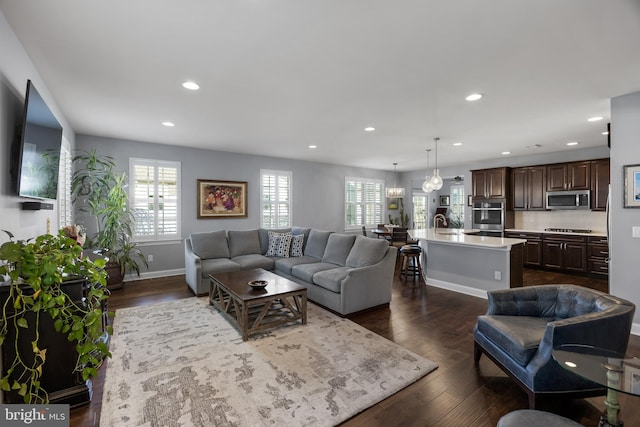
200 258 241 278
345 236 389 267
304 229 333 259
190 230 229 259
291 262 340 283
231 254 275 271
290 234 305 257
313 267 350 293
274 256 321 275
322 234 356 266
228 230 262 258
476 315 549 367
266 231 293 257
258 228 291 254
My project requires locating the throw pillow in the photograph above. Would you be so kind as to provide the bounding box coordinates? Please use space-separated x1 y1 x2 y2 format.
290 234 304 257
266 232 292 257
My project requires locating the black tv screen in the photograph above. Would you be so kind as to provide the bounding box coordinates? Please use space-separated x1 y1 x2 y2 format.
14 80 63 200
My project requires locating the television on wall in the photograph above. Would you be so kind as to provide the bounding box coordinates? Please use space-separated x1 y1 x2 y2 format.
12 79 63 200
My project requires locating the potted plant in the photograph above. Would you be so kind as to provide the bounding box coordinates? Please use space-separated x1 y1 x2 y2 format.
0 230 111 404
71 149 147 288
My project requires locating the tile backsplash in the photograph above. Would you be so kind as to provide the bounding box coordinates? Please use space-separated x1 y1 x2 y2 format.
514 210 606 233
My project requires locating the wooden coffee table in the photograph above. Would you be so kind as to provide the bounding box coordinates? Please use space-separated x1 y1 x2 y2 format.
209 268 307 340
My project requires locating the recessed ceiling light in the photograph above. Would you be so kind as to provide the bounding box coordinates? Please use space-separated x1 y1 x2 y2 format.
567 141 579 146
182 81 200 90
588 116 603 122
602 131 609 135
453 142 463 146
308 145 317 149
162 121 175 127
465 93 483 101
364 127 375 132
501 151 511 155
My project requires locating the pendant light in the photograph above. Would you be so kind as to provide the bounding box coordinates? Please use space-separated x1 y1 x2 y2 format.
386 162 405 198
429 137 443 190
422 149 434 193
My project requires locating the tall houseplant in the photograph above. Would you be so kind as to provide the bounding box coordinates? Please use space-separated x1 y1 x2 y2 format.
71 149 147 288
0 230 111 403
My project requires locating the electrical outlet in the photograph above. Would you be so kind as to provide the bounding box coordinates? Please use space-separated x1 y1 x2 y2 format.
633 226 640 238
147 254 154 262
494 271 501 280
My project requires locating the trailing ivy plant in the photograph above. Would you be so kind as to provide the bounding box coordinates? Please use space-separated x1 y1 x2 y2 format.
0 230 112 403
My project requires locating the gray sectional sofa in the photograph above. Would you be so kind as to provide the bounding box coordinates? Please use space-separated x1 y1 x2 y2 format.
184 227 397 315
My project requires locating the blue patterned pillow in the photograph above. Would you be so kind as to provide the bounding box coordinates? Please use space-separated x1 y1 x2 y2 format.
290 234 304 257
266 232 292 257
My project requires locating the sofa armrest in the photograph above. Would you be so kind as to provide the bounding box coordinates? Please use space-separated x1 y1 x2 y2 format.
338 246 397 314
184 238 202 293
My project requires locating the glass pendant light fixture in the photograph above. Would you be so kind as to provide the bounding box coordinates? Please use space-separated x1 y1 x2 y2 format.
429 137 443 190
422 149 434 193
386 162 405 198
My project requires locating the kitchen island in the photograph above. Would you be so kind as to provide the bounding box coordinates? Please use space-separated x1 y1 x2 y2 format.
409 229 526 298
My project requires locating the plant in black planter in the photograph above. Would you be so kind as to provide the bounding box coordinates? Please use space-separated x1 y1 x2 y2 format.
71 149 147 288
0 230 111 404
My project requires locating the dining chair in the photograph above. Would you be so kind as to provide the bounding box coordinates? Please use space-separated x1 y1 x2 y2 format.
361 226 368 237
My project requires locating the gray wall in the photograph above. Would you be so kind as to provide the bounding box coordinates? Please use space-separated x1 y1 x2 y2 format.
76 134 396 274
610 91 640 328
0 10 75 245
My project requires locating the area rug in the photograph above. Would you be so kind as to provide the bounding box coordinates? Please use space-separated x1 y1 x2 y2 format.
100 297 438 427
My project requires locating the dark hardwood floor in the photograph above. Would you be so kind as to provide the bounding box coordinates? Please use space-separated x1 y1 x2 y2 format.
71 268 639 427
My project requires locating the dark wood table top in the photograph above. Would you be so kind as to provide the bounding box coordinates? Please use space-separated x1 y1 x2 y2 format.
209 268 306 301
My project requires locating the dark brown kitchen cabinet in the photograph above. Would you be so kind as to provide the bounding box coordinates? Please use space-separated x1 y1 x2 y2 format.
505 232 543 267
591 158 610 211
471 167 509 200
546 161 591 191
542 234 587 273
588 235 609 277
511 166 546 210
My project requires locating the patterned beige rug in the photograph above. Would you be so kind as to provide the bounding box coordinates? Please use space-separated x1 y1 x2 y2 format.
100 297 438 426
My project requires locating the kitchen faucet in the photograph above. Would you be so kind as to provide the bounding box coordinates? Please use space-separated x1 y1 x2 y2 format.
433 213 448 231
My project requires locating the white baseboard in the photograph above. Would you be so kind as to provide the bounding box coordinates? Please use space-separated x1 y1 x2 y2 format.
425 277 488 300
631 322 640 336
123 268 185 283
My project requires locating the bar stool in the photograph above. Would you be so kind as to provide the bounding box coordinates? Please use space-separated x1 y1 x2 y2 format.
399 244 422 281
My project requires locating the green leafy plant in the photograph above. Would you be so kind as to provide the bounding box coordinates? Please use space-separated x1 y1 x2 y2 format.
0 230 111 403
71 149 147 280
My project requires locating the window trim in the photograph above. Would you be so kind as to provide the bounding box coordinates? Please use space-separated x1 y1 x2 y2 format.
260 169 292 229
129 158 181 242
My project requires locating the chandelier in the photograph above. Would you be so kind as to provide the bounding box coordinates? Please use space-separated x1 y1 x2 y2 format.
386 162 405 198
422 149 434 193
429 137 443 190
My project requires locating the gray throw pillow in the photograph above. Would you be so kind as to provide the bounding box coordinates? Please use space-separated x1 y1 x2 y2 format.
228 230 262 257
190 230 229 259
345 236 389 267
322 234 356 266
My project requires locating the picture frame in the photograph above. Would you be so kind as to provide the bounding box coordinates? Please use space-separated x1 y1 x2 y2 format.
197 179 248 218
623 164 640 208
468 195 473 206
440 195 450 206
388 198 399 210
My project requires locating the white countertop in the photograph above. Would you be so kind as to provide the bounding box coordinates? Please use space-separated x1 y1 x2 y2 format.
505 228 607 237
409 229 527 249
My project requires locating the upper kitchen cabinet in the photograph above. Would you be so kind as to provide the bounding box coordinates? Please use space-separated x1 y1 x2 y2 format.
511 166 546 210
546 161 591 191
590 158 610 211
472 167 509 200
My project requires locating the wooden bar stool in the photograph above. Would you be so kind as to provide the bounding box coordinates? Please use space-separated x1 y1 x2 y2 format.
399 244 422 281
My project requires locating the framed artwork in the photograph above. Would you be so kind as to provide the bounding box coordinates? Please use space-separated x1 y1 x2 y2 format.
388 198 399 210
197 179 247 218
467 195 473 206
440 195 450 206
623 164 640 208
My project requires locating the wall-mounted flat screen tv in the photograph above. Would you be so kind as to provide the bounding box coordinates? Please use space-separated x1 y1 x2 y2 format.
13 79 63 200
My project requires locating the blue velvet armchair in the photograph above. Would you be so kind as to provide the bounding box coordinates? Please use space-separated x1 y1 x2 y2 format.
473 284 635 409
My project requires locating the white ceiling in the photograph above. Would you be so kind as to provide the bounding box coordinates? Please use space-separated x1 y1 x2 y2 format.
2 0 640 172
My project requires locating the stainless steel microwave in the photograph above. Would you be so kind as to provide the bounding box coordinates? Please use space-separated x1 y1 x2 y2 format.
546 190 590 210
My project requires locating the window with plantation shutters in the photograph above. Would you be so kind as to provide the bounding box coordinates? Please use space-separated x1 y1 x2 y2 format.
130 158 181 241
261 170 291 229
57 140 73 227
345 177 384 229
